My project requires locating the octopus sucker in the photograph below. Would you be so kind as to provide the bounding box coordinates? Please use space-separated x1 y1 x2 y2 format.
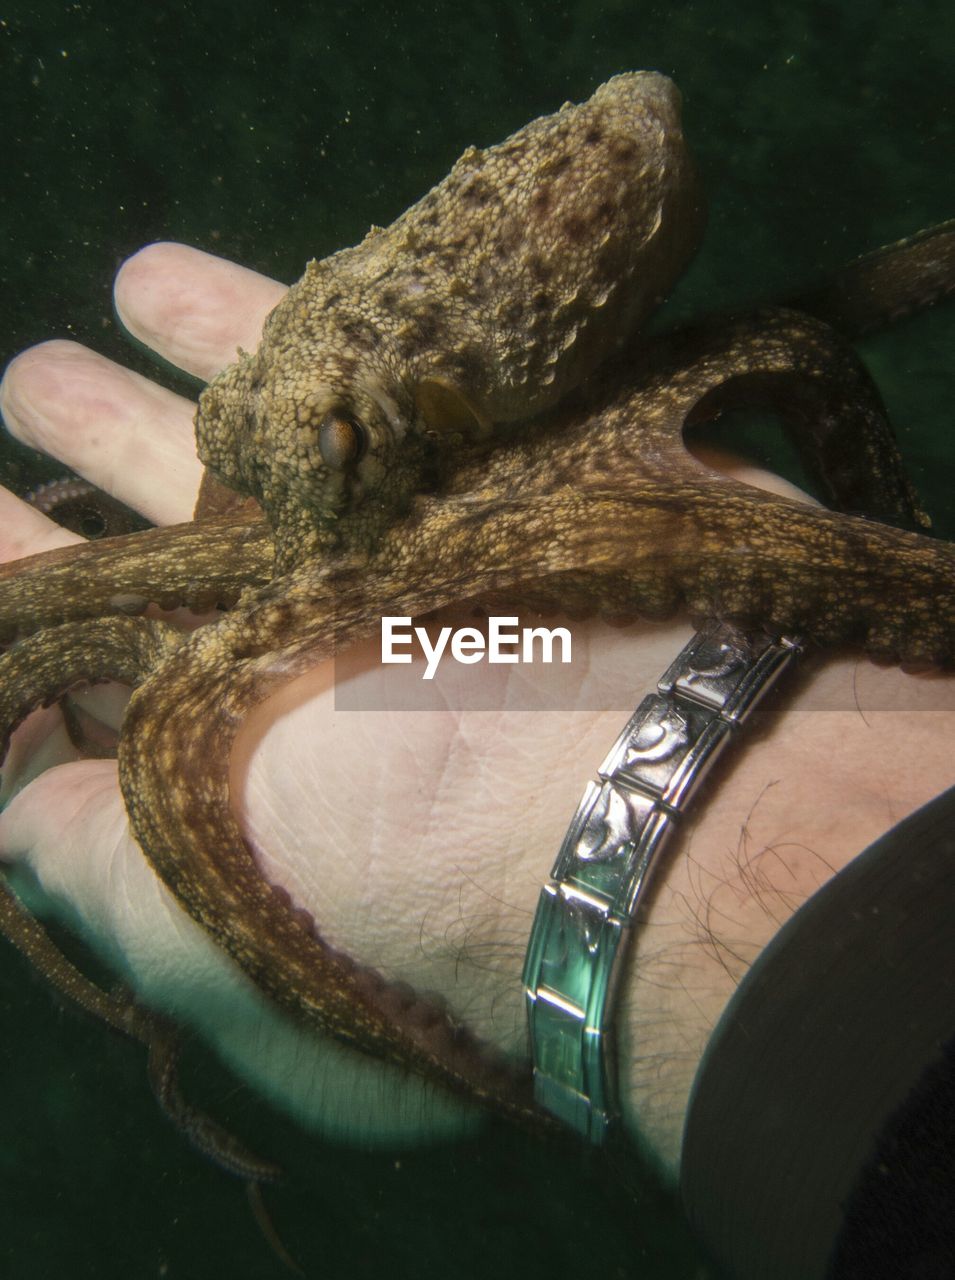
0 72 952 1155
0 511 273 643
23 476 146 540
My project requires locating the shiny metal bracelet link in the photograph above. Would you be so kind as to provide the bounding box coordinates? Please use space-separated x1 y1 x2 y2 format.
522 621 804 1142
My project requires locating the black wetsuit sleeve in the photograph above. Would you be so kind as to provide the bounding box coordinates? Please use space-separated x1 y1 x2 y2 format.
680 786 955 1280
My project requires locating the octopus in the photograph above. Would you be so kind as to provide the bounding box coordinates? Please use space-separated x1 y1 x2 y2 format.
1 72 954 1173
22 476 146 540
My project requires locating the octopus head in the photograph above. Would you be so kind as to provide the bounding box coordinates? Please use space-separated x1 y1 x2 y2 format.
195 293 441 570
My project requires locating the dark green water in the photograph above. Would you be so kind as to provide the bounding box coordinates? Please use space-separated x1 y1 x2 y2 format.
0 1 951 1277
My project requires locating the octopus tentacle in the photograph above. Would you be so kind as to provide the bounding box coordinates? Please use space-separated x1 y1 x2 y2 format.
5 306 917 650
143 1015 282 1183
0 878 280 1182
789 218 955 337
614 308 928 528
0 616 281 1180
434 309 930 601
0 875 146 1038
23 476 146 540
0 511 273 644
430 483 955 659
0 615 184 761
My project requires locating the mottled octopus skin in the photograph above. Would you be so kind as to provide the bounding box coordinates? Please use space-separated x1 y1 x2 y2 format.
197 72 702 572
1 74 954 1146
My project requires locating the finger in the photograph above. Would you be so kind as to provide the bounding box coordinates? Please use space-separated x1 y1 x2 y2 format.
688 443 819 504
0 702 78 807
114 243 287 382
0 487 82 563
0 341 203 524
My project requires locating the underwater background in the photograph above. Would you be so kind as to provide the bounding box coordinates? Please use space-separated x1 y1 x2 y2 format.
0 1 952 1276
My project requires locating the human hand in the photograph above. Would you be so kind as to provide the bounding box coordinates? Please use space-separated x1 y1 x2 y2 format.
1 243 952 1177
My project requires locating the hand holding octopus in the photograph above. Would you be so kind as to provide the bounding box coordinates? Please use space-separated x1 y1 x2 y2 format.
1 73 954 1177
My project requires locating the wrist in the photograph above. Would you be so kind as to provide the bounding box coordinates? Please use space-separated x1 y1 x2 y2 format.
616 653 955 1177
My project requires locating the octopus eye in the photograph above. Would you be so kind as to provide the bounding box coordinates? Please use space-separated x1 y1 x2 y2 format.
317 410 367 470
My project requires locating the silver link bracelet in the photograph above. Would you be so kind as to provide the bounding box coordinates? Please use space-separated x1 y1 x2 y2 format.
522 621 804 1142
